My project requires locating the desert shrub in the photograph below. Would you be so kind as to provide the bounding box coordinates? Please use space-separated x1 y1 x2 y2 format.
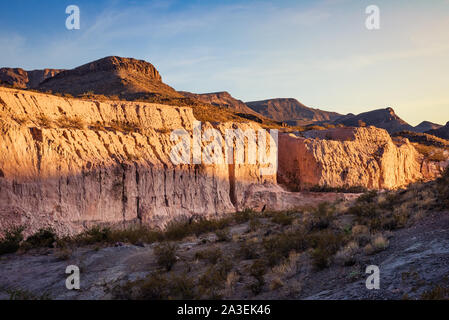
248 259 267 295
271 211 294 226
8 289 51 300
236 241 260 260
57 116 85 130
36 114 52 128
307 230 344 270
334 241 359 266
248 217 261 232
215 229 231 242
0 226 24 255
154 242 178 271
263 231 307 267
371 234 389 253
198 257 233 293
234 208 258 224
164 217 232 241
76 226 112 245
309 185 368 193
309 202 335 231
108 120 141 134
420 285 449 300
195 247 223 264
169 273 197 299
25 228 56 248
114 272 197 300
437 168 449 208
135 272 169 300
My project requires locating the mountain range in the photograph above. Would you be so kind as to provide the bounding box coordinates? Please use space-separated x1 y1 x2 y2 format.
0 56 446 139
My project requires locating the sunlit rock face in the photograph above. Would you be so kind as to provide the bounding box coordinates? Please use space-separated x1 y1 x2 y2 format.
278 126 445 191
0 87 276 236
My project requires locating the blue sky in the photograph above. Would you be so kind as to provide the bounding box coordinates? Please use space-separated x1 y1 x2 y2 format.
1 0 449 125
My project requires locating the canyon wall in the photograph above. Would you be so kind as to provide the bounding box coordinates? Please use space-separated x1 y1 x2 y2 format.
0 87 275 235
278 127 443 191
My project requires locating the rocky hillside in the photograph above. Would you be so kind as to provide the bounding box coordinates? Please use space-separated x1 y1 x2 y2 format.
426 122 449 140
180 91 259 116
1 172 448 300
37 56 181 100
246 98 341 124
414 121 443 133
0 68 63 89
278 126 445 191
334 108 414 133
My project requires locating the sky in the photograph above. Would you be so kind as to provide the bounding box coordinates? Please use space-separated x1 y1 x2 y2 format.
0 0 448 126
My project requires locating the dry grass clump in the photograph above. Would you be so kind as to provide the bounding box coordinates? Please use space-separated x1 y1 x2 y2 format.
36 114 52 128
114 272 196 300
56 115 85 130
108 119 141 134
334 241 359 266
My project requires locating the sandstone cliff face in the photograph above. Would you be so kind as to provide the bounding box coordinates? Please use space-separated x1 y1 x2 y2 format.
278 127 435 190
0 87 275 235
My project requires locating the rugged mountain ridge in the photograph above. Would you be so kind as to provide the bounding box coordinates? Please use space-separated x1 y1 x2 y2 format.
334 107 414 133
414 121 443 133
38 56 182 99
426 121 449 140
246 98 341 124
0 68 63 89
180 91 260 116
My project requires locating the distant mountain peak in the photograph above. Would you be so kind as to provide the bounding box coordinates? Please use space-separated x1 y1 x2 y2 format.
334 107 413 133
37 56 180 98
58 56 162 82
245 98 341 124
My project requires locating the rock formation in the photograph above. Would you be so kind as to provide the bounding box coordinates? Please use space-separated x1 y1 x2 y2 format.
0 68 63 89
278 126 445 190
0 87 277 235
413 121 442 133
426 121 449 140
38 56 181 99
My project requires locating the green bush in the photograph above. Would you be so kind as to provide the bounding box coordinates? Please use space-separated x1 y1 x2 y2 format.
263 231 307 267
154 242 178 271
0 226 24 255
25 228 56 248
271 211 294 226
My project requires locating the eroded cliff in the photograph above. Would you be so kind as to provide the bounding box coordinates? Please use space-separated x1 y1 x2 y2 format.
278 126 444 190
0 87 275 235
